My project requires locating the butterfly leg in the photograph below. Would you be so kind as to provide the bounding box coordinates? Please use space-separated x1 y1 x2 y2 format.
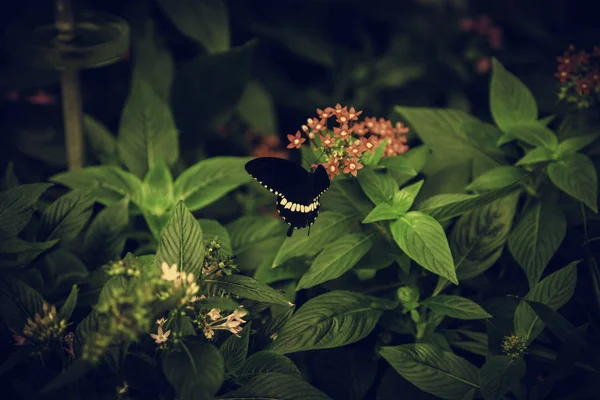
286 225 294 237
307 225 311 236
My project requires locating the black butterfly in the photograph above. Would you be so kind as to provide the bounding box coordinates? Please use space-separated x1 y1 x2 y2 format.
245 157 330 237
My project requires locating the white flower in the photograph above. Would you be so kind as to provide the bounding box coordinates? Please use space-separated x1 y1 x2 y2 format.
150 326 171 344
155 318 167 326
207 309 221 321
203 326 215 339
160 262 179 281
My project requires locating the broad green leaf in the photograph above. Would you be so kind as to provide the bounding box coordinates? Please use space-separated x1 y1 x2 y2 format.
417 181 522 221
403 145 432 175
83 200 129 268
362 203 401 224
357 167 397 205
220 322 251 375
1 162 19 191
198 219 232 255
0 277 45 333
380 155 418 177
490 58 538 132
390 211 457 284
221 373 331 400
460 121 505 163
117 77 179 178
141 158 174 216
514 261 579 343
58 284 78 321
162 341 224 396
142 209 171 242
557 133 600 156
0 237 59 267
39 190 95 244
422 295 492 320
0 347 36 378
42 250 89 294
156 0 229 54
238 80 277 134
272 212 355 267
515 146 555 166
204 275 291 306
466 166 525 193
50 166 143 206
83 115 118 165
548 153 598 213
376 367 440 400
39 360 93 394
268 291 383 354
379 344 479 400
508 199 566 288
174 157 252 212
195 296 240 311
254 259 307 285
237 351 300 379
297 233 373 290
321 179 373 217
503 122 558 149
480 356 526 400
0 183 52 238
523 300 577 343
393 180 424 213
227 216 287 271
156 201 204 276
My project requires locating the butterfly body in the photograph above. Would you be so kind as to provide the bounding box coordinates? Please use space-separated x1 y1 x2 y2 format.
245 157 330 237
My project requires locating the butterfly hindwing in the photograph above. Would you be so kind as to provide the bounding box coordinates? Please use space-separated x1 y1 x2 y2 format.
245 157 310 198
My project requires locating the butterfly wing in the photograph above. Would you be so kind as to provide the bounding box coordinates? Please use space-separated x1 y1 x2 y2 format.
312 164 331 197
245 157 309 199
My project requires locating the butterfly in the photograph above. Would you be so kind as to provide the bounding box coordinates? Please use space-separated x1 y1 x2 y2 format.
245 157 330 237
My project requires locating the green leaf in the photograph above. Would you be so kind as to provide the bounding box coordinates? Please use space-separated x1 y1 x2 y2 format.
417 181 522 221
0 237 59 267
361 138 389 166
58 284 78 321
141 158 174 216
237 351 301 379
523 300 577 342
460 121 505 163
508 199 566 288
254 258 307 285
514 261 579 343
39 360 93 394
297 233 373 290
174 157 252 212
321 179 373 218
422 295 492 320
195 296 240 311
0 183 52 238
380 155 418 177
362 203 401 223
390 211 457 284
221 373 331 400
227 216 287 271
1 162 19 191
204 275 291 306
83 115 118 165
515 146 556 166
379 344 479 400
238 80 277 134
42 250 88 294
503 122 558 149
467 166 525 193
548 153 598 213
357 167 397 205
268 291 383 354
83 200 129 268
557 133 600 156
480 356 526 400
162 341 224 396
39 190 95 244
156 201 204 276
117 77 179 178
403 145 432 175
156 0 229 54
198 219 232 255
272 212 355 267
0 277 45 333
490 58 538 132
393 180 424 213
220 322 251 375
50 166 143 206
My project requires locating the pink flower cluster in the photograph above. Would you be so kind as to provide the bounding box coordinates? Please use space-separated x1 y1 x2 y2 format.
555 45 600 108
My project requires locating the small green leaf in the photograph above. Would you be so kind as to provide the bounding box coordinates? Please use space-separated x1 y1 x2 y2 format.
83 115 118 165
362 203 401 223
390 211 457 284
479 356 526 400
221 373 330 400
548 153 598 213
156 201 204 276
357 167 397 205
557 133 600 155
379 344 479 400
508 199 566 288
238 81 277 134
117 77 179 178
393 180 424 213
503 122 558 149
156 0 229 54
39 190 95 245
422 295 492 320
466 166 525 193
237 351 301 379
174 157 252 212
0 183 52 238
83 200 129 268
490 58 538 132
297 233 373 290
162 341 224 396
204 275 291 306
514 261 579 343
58 285 78 321
220 322 251 375
198 219 232 255
268 291 383 354
141 158 174 216
361 138 388 166
515 146 556 166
